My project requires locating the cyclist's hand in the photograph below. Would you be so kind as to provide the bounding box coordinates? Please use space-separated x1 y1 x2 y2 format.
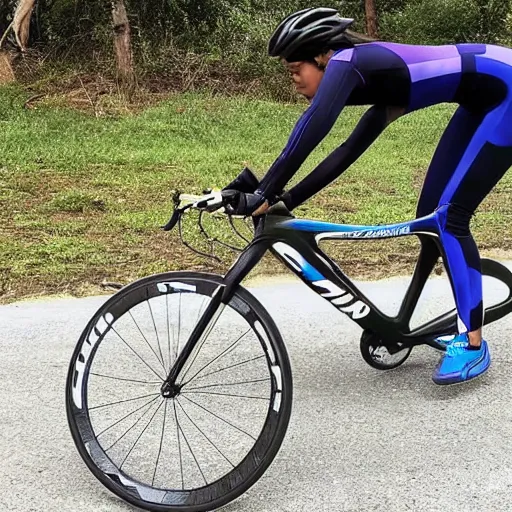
252 200 270 216
222 167 259 193
226 191 265 216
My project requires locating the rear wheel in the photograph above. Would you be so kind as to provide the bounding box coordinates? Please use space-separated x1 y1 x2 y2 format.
66 271 293 511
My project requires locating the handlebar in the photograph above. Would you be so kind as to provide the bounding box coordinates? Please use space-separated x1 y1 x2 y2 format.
162 186 292 264
161 188 256 263
162 189 240 232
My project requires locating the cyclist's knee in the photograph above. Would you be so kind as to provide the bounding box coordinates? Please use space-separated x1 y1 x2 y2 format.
443 203 473 237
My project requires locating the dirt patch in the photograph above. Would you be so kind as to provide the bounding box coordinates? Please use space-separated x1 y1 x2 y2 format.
412 167 427 192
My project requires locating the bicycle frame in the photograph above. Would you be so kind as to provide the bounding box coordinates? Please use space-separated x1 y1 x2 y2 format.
163 203 512 388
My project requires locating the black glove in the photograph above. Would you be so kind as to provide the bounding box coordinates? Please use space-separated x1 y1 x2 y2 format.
222 167 259 193
226 190 266 216
222 167 288 215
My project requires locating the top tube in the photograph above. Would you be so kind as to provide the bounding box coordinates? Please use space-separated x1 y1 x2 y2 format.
274 205 446 240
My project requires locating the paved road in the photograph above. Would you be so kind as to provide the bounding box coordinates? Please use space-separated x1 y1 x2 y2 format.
1 268 512 512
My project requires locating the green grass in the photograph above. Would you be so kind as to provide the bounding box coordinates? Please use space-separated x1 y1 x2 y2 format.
1 83 512 302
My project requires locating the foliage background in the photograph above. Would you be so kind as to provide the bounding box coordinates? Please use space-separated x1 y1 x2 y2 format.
1 1 511 93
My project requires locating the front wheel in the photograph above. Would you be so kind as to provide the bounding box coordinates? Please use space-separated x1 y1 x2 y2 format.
66 271 293 512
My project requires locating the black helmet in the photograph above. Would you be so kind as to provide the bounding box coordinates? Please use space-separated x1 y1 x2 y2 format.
268 7 355 62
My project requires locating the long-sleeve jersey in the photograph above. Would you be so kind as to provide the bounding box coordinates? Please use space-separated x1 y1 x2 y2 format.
257 42 508 209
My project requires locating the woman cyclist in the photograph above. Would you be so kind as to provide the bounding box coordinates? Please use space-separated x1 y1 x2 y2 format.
224 7 512 385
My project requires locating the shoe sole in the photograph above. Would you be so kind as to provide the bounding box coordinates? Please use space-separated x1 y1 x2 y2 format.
432 361 491 386
432 341 490 386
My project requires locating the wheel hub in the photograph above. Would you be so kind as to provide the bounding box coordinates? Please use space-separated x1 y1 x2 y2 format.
161 381 182 398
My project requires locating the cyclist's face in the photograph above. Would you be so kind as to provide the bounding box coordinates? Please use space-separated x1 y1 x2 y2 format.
284 60 325 102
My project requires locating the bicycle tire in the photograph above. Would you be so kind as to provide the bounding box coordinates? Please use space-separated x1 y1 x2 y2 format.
66 271 293 512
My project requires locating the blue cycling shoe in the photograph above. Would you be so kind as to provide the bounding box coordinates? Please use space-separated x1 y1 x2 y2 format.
432 333 491 385
433 334 456 350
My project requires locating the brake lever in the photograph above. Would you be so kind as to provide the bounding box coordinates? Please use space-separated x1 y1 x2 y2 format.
162 189 240 232
162 201 194 232
162 209 182 231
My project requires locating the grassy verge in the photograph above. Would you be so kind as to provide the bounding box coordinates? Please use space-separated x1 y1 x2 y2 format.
1 84 512 303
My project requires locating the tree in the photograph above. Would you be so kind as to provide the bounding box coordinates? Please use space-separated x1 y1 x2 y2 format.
13 0 36 51
0 0 24 84
111 0 136 97
0 0 36 52
365 0 379 38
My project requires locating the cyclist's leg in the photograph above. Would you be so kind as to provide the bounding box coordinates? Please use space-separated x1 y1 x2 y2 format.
416 107 485 218
430 99 512 383
412 106 484 305
437 105 512 340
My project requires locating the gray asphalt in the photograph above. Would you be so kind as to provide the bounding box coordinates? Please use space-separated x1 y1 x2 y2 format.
1 266 512 512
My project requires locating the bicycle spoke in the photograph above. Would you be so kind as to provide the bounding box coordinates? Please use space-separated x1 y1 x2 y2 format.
104 398 160 452
181 329 252 386
97 395 161 438
120 399 165 470
147 298 165 371
180 294 210 376
173 400 184 490
174 404 208 486
191 355 266 383
128 311 167 374
176 302 227 385
182 390 270 401
195 296 209 326
174 293 182 364
166 294 173 373
180 394 256 441
90 372 161 385
176 398 234 468
112 325 166 381
152 400 168 486
89 392 160 411
183 296 211 377
185 377 270 392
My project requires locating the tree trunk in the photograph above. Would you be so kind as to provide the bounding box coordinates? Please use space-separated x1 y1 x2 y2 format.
0 50 15 83
13 0 36 51
111 0 136 98
365 0 379 39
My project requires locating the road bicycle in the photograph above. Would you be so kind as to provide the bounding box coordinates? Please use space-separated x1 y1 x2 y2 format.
66 179 512 512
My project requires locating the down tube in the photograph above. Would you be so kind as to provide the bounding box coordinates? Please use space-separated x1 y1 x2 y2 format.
270 238 406 338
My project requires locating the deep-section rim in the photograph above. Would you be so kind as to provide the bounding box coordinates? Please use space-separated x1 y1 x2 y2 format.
66 271 293 512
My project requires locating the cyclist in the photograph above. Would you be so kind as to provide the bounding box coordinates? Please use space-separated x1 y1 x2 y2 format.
223 7 512 385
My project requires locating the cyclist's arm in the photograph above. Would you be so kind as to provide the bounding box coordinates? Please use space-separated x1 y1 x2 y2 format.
282 105 406 210
257 59 364 200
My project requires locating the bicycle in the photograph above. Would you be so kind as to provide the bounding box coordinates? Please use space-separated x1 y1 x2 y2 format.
66 182 512 512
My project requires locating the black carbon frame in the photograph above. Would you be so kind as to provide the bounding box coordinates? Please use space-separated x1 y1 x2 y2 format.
165 207 512 386
258 211 512 347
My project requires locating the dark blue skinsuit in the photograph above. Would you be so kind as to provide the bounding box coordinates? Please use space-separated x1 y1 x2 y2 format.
258 42 512 334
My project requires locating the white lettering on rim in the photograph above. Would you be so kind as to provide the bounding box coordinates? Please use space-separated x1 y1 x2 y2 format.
157 282 196 293
72 312 114 409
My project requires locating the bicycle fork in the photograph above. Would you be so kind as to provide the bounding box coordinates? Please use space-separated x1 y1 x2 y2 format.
161 237 270 395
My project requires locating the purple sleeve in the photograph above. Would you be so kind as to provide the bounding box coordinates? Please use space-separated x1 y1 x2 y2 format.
257 59 364 199
283 105 390 209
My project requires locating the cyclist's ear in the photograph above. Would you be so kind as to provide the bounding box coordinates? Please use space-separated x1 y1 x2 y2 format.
223 167 260 193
